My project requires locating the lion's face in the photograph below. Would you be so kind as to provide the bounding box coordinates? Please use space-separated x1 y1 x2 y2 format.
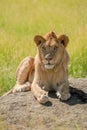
34 32 69 69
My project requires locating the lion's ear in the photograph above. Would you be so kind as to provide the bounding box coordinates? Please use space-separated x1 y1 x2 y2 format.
34 35 46 46
58 34 69 47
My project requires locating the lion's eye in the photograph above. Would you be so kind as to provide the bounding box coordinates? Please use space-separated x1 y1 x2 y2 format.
54 46 58 51
42 46 46 50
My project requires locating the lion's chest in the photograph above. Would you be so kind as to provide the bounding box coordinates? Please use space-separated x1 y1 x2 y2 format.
39 69 64 91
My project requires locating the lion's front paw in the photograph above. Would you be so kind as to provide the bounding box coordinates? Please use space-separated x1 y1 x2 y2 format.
37 91 49 104
57 92 71 101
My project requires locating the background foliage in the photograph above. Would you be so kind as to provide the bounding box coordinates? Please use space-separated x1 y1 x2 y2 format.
0 0 87 95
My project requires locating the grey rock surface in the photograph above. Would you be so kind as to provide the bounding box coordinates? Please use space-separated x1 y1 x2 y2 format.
0 78 87 130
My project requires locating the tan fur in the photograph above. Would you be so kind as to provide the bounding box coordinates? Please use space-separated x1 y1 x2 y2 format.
4 32 71 104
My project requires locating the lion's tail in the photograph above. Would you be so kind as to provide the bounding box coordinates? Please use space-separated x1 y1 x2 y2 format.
2 88 14 97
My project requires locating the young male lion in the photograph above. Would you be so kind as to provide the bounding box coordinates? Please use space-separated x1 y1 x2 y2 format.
5 32 71 104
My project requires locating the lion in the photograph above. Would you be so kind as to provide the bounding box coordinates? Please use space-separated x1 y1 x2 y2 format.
4 31 71 104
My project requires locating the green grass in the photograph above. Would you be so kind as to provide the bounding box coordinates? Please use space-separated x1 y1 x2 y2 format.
0 0 87 95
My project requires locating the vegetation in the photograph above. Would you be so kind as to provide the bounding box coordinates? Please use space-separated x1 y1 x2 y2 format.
0 0 87 95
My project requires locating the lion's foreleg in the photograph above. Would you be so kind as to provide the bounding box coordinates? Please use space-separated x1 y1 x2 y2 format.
57 81 71 101
31 83 49 104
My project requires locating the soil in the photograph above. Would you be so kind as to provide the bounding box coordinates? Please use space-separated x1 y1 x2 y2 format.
0 78 87 130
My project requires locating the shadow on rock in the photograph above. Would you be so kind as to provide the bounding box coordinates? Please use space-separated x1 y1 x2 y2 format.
48 91 58 99
62 86 87 105
48 86 87 105
43 101 52 107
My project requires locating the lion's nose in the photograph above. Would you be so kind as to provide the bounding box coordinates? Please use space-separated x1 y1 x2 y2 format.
45 54 52 61
45 57 52 61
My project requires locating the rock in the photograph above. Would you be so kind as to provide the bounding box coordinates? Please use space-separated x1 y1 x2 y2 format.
0 78 87 130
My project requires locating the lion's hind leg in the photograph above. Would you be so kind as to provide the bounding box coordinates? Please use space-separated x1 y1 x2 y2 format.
12 81 31 93
3 57 34 96
13 56 34 93
3 82 31 96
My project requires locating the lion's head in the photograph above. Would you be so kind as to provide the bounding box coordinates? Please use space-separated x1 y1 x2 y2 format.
34 32 69 70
